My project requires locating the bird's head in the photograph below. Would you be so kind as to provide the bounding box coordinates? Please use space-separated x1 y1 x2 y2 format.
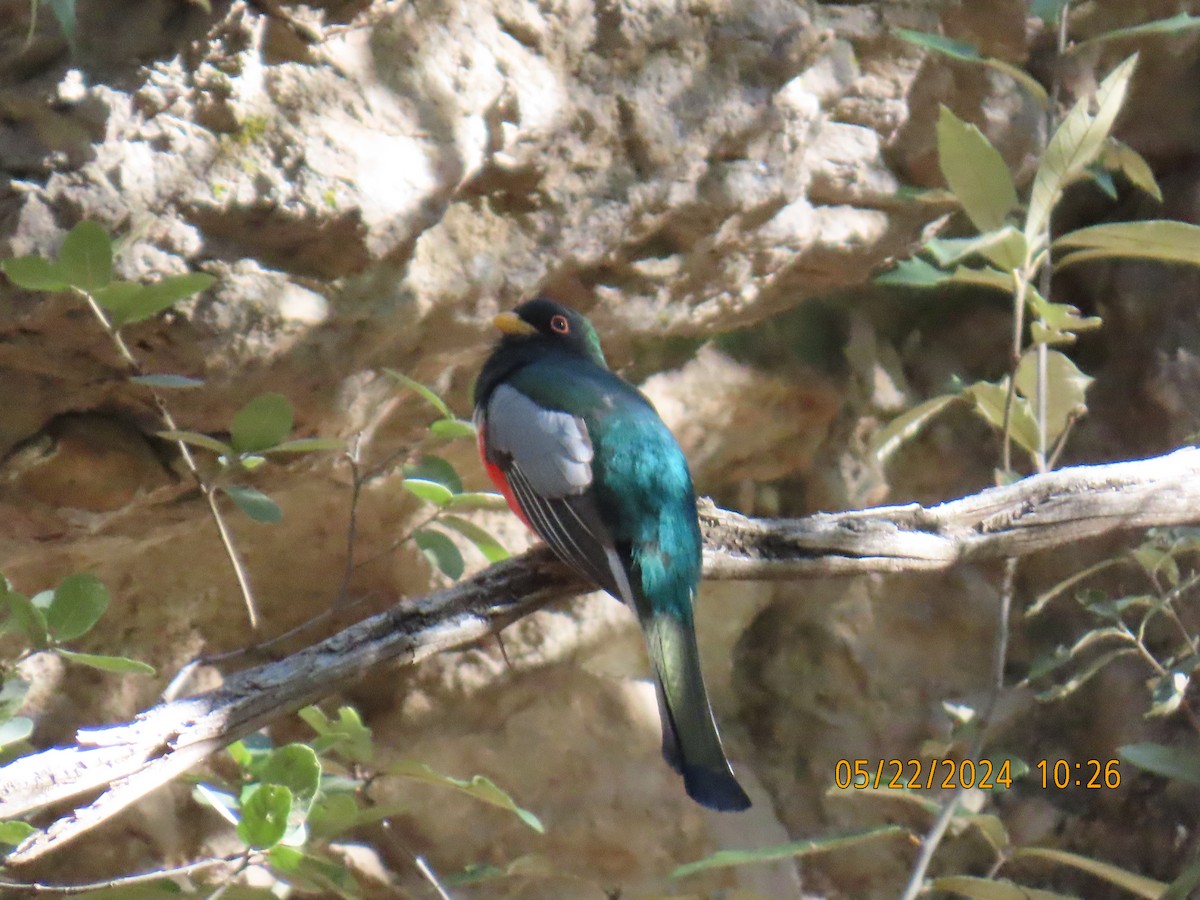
492 298 608 369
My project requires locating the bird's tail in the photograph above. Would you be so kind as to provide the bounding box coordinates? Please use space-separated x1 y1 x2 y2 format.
643 611 751 812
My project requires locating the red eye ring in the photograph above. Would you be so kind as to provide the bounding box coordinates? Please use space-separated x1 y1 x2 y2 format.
550 314 570 334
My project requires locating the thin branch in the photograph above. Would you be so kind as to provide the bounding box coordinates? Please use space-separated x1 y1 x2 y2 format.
1034 6 1072 475
899 558 1018 900
0 851 250 895
2 448 1200 864
79 291 261 631
1000 269 1028 476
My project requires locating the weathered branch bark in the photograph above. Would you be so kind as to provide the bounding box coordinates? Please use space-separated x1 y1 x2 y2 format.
3 447 1199 864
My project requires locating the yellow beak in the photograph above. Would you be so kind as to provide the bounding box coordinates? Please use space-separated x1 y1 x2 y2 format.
492 311 537 335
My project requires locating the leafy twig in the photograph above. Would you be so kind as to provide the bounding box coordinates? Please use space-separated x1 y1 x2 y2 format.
78 289 262 631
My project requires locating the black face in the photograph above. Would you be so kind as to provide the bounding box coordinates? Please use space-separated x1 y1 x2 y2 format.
509 298 604 364
477 297 609 406
514 298 583 340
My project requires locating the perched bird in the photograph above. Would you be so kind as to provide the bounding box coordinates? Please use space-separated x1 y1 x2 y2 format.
474 298 751 811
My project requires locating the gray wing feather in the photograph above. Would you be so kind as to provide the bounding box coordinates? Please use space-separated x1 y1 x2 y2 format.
484 384 630 601
486 384 593 496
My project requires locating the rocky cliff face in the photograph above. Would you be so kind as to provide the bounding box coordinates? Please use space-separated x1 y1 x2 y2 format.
3 0 1199 895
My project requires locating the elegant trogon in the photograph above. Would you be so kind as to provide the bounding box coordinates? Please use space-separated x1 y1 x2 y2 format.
474 298 751 812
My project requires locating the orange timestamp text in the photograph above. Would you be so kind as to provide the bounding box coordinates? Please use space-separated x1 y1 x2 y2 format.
833 757 1122 790
834 758 1015 790
1035 758 1121 789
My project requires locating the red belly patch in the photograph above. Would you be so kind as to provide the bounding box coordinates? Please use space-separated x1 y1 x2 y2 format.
478 426 533 529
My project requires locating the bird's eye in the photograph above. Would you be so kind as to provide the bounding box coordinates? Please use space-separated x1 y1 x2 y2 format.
550 314 570 334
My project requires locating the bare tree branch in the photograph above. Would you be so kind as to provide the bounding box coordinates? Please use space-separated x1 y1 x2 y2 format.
3 447 1200 864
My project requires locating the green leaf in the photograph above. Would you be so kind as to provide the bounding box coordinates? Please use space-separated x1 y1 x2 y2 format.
230 393 294 453
429 418 477 439
387 760 543 833
963 380 1040 458
0 677 29 723
444 856 560 887
59 220 112 290
874 256 951 287
308 795 407 841
130 374 205 389
1026 285 1103 345
1148 668 1190 718
1161 854 1200 900
875 257 1016 292
936 106 1019 233
110 273 216 326
237 783 293 849
266 846 357 893
384 370 453 418
1014 349 1094 444
305 794 361 841
894 29 978 59
440 515 510 563
156 430 234 455
1077 12 1200 49
0 717 33 749
924 236 982 267
1026 54 1138 244
928 228 1026 271
1 256 70 291
298 705 373 764
446 491 508 511
1027 627 1130 682
0 820 36 846
947 265 1015 291
957 813 1010 850
1030 0 1070 23
5 590 48 649
413 529 465 579
1088 163 1118 200
1102 140 1162 201
1036 648 1137 702
46 572 109 642
826 783 939 812
403 455 462 494
1119 743 1200 785
259 437 345 454
1133 543 1180 585
46 0 78 53
403 479 455 506
871 394 960 464
228 737 274 775
893 29 1048 107
1022 627 1131 685
91 281 149 325
56 649 156 674
1012 847 1168 898
260 744 321 815
933 875 1077 899
221 485 283 524
1055 220 1200 268
265 844 304 872
671 825 908 878
1026 557 1124 618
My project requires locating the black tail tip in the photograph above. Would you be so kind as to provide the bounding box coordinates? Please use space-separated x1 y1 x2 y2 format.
684 766 752 812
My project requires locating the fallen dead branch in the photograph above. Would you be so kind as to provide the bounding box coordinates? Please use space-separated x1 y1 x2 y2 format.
3 446 1200 864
